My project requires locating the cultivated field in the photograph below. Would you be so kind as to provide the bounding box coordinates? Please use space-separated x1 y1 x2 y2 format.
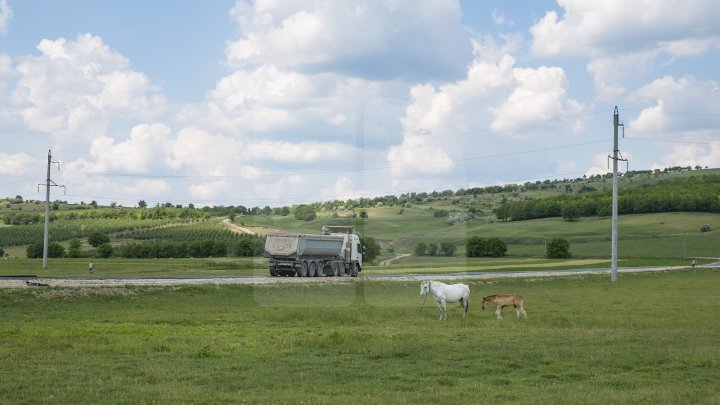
1 268 718 403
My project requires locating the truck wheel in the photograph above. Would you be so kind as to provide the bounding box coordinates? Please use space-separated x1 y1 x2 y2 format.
315 261 323 277
298 261 308 277
352 263 359 277
269 267 279 277
336 262 344 277
308 261 316 277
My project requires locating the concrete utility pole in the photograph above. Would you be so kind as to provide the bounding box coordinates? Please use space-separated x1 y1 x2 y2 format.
40 150 64 268
610 107 626 282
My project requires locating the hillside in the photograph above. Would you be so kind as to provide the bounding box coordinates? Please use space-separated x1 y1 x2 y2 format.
2 167 719 262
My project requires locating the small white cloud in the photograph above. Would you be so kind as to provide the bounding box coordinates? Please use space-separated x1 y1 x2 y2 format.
0 152 36 175
0 0 12 35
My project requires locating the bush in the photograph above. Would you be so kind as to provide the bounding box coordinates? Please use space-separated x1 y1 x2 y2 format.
433 209 449 218
87 231 111 248
414 241 427 256
234 237 265 257
427 243 438 256
561 204 580 221
293 205 317 221
26 242 65 258
359 236 380 262
546 237 571 259
97 243 114 258
439 242 456 257
700 224 712 232
466 237 507 257
0 246 4 257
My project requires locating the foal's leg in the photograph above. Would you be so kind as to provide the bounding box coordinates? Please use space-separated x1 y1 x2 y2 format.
519 306 527 319
495 304 504 320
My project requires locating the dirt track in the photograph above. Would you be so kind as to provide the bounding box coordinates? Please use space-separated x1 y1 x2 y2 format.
0 265 698 289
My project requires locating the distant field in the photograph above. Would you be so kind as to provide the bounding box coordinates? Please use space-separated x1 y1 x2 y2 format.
1 269 718 403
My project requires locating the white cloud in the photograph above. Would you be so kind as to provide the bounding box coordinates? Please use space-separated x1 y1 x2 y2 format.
532 1 720 100
652 142 720 169
83 123 173 174
530 0 720 57
491 65 583 131
628 75 720 134
0 152 35 175
0 0 11 35
188 180 228 201
123 179 171 198
227 0 471 80
12 34 165 138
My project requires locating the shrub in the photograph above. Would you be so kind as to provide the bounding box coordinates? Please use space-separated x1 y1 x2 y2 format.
427 243 438 256
433 209 449 218
466 237 507 257
359 236 380 262
87 231 111 248
546 237 571 259
414 241 427 256
439 242 456 257
700 224 712 232
26 242 65 258
97 243 114 258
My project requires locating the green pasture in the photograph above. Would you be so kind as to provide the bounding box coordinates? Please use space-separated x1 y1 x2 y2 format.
1 269 718 403
247 210 720 260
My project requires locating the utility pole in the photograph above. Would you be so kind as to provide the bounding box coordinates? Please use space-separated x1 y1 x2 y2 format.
610 107 626 282
40 149 64 268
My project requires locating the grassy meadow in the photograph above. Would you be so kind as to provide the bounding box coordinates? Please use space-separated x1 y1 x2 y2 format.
1 268 719 403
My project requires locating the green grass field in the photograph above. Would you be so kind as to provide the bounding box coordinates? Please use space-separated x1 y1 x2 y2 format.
1 269 718 403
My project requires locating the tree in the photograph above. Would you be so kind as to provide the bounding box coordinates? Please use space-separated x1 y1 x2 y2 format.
546 237 571 259
359 236 380 262
359 210 368 218
294 205 317 221
67 238 83 258
439 242 456 257
427 242 438 256
87 231 111 248
414 241 427 256
0 246 4 257
138 200 148 208
26 242 65 258
561 204 580 221
97 243 114 258
466 236 507 257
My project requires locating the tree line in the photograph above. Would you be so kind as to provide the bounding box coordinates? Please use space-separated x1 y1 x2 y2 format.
495 174 720 222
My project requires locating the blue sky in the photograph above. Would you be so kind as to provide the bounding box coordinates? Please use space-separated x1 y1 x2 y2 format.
1 0 719 208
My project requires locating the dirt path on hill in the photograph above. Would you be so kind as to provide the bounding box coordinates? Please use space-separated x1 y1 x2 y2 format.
378 254 412 266
220 218 256 235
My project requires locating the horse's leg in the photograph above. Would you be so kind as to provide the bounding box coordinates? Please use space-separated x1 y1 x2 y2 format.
520 306 527 319
495 304 504 320
462 298 468 318
441 299 447 320
436 299 443 321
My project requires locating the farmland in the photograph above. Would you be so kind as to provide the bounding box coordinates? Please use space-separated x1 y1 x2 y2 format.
1 269 718 403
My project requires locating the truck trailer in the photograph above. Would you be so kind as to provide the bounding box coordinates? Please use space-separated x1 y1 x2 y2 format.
263 226 362 277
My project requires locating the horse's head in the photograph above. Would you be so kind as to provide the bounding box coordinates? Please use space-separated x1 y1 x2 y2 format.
419 281 430 297
481 295 490 310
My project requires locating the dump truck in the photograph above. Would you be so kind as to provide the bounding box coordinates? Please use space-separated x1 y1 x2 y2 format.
263 226 362 277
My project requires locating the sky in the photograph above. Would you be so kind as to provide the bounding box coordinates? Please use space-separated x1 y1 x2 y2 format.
1 0 719 208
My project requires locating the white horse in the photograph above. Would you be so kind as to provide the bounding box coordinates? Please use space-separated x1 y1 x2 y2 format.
419 280 470 320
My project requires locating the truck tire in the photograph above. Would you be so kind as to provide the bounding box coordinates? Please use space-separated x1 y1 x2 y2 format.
269 266 279 277
336 262 345 277
298 261 308 277
315 261 323 277
351 263 359 277
308 261 316 277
